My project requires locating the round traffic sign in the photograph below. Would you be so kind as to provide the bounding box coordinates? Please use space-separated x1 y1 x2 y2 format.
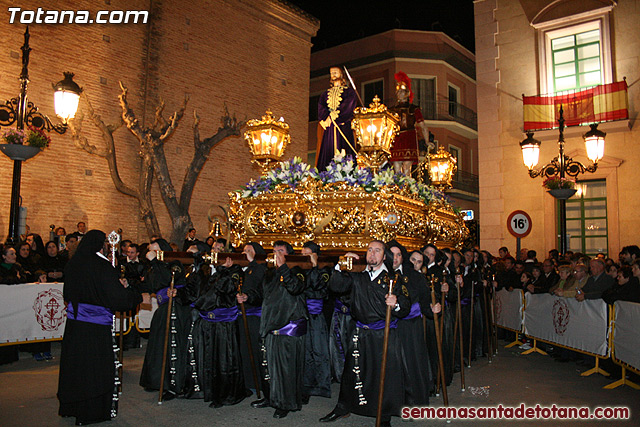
507 210 532 238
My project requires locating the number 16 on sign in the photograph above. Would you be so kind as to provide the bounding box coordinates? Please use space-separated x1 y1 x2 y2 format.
507 210 532 259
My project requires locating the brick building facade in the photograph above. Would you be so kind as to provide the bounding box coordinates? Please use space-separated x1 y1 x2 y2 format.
0 0 318 243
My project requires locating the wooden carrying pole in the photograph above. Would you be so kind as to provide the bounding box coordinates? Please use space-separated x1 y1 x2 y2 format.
237 278 262 400
157 270 176 405
375 276 396 427
430 279 448 406
161 251 368 271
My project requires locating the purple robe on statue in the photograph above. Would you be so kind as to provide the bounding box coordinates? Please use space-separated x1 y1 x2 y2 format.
316 86 357 172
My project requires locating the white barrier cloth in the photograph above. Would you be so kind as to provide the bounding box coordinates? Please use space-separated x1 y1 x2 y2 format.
136 299 157 330
0 283 66 344
494 289 523 331
613 301 640 371
524 293 608 356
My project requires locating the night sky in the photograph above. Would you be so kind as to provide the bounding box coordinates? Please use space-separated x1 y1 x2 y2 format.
287 0 476 53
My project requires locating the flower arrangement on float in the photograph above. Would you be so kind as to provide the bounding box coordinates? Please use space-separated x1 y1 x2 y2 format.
240 150 446 206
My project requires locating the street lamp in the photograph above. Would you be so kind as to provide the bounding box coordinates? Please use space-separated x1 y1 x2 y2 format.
0 27 81 245
519 105 605 254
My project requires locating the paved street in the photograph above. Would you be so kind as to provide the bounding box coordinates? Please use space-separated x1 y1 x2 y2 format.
1 340 638 426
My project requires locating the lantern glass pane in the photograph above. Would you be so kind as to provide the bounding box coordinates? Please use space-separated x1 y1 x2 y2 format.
521 144 540 169
54 91 80 122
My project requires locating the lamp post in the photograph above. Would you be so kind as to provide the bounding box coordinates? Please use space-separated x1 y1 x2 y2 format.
520 106 605 254
0 27 81 245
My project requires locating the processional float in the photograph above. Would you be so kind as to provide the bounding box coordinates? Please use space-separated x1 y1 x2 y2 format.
229 96 468 253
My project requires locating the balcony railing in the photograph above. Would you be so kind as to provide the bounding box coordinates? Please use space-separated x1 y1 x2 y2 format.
421 100 477 131
450 170 478 194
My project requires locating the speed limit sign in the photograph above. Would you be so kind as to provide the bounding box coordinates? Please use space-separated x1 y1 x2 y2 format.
507 210 532 238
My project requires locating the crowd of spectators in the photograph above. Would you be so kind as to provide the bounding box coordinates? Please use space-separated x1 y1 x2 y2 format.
3 222 639 365
491 244 640 305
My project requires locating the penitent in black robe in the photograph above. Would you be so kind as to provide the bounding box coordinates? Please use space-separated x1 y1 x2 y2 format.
188 265 247 406
395 265 431 406
58 237 141 425
259 264 307 411
139 258 195 394
303 266 332 398
330 267 410 422
328 291 353 383
425 263 456 388
239 260 267 397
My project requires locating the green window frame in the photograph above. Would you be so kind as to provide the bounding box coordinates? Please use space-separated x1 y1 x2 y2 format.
562 180 608 256
551 29 602 92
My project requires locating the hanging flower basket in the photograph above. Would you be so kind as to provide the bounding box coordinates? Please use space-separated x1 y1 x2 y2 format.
0 143 41 161
1 127 51 161
548 188 577 200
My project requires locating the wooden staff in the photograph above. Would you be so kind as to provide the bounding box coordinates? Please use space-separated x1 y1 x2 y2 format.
435 272 447 395
455 272 465 391
118 312 124 393
467 279 475 368
482 280 493 363
157 270 176 405
118 265 126 394
237 277 262 400
375 275 396 427
430 278 448 406
489 275 498 355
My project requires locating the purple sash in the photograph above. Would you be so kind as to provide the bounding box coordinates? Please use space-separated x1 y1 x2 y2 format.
67 302 114 326
356 318 398 330
156 285 184 305
199 306 239 322
270 318 307 337
460 297 471 306
244 306 262 317
404 302 422 320
334 299 350 315
307 298 324 315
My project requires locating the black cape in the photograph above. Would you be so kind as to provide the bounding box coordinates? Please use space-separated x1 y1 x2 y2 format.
57 230 141 425
139 258 194 393
188 265 247 406
330 267 410 421
260 264 307 411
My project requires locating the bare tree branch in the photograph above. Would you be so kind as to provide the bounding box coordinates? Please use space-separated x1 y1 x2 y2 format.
178 106 244 213
68 93 138 198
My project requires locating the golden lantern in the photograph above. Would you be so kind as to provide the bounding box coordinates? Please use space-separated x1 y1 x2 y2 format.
243 110 290 172
351 95 399 172
429 145 457 189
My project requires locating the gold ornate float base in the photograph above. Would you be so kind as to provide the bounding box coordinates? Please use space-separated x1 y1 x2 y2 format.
228 181 467 252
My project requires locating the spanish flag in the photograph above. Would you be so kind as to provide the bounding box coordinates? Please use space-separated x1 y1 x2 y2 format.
523 81 628 131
